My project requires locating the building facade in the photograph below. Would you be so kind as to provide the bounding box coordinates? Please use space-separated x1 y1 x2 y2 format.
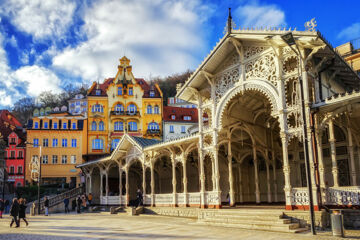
78 26 360 212
5 131 26 187
68 94 88 116
336 40 360 75
26 110 87 187
85 56 163 161
167 97 197 108
163 106 198 141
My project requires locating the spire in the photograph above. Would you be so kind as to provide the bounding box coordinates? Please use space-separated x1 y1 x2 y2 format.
227 7 232 34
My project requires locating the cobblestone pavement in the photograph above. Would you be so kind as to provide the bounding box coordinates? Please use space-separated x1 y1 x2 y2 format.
0 212 360 240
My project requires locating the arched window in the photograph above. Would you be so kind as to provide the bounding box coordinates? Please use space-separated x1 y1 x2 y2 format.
128 121 137 132
92 104 103 113
127 104 137 114
91 121 97 131
147 105 152 114
114 121 123 131
115 104 124 112
111 139 120 150
148 122 159 130
98 121 105 131
154 105 159 114
118 87 122 95
92 139 104 150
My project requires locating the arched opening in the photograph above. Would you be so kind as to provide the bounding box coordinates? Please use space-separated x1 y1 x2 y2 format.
154 156 172 194
107 164 119 196
186 150 200 193
145 167 151 194
128 160 143 200
204 155 213 191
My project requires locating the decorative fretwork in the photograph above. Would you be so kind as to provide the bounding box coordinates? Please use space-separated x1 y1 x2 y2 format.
216 52 240 73
214 66 240 101
285 77 303 140
243 46 267 59
245 53 277 87
291 187 309 205
282 56 298 75
325 187 360 205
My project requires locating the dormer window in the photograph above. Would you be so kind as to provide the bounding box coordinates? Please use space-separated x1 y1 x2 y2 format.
128 87 133 96
95 89 101 95
118 87 122 95
150 91 155 97
184 116 191 121
171 115 176 120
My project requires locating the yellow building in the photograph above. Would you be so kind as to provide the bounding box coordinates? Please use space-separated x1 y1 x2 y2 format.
26 109 87 187
336 41 360 74
86 56 163 160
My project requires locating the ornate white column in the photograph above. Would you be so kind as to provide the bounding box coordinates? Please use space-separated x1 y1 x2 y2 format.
119 165 123 205
125 166 129 206
253 146 260 204
212 130 221 208
316 130 326 188
328 119 339 187
281 134 292 209
197 93 206 208
347 126 357 185
238 165 243 203
270 131 278 202
150 160 155 206
182 154 188 206
265 159 272 203
227 139 235 206
100 169 104 197
171 153 177 206
142 163 146 204
105 168 109 197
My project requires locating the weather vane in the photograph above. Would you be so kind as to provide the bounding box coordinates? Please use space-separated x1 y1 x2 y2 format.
304 18 317 32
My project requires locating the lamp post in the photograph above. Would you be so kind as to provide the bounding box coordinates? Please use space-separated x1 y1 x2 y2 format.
26 141 42 215
281 32 316 235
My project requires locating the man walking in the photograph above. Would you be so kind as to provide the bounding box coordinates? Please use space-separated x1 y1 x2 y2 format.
88 193 93 206
64 197 70 213
44 196 49 216
9 198 19 228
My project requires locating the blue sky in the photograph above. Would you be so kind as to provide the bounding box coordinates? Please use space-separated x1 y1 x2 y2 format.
0 0 359 108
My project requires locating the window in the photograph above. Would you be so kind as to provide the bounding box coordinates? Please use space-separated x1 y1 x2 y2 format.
44 122 48 129
114 121 123 131
91 121 97 131
181 126 186 133
92 139 104 150
95 89 101 95
118 87 122 95
71 139 77 148
63 122 67 129
52 138 58 147
169 98 174 104
127 104 137 113
171 115 176 120
170 125 174 133
150 90 155 97
9 166 14 174
184 116 191 120
43 138 49 147
148 122 159 130
53 122 58 129
17 166 23 174
18 151 23 158
98 121 105 131
154 105 159 114
10 138 16 144
62 139 68 147
147 105 152 114
34 122 39 129
111 139 120 150
92 104 103 113
76 101 80 106
128 122 137 132
10 151 15 158
115 104 124 112
52 155 58 164
72 122 76 129
61 155 67 164
33 138 39 147
42 155 48 164
70 155 76 164
128 87 133 95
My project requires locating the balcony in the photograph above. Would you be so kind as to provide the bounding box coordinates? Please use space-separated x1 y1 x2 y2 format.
146 129 161 136
110 111 140 117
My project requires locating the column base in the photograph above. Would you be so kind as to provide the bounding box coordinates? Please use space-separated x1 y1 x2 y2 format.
286 205 320 211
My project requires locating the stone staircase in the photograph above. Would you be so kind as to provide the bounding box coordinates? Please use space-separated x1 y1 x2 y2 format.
197 209 308 233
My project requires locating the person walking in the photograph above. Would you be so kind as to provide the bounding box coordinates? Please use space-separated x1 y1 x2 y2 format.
9 198 19 228
88 193 93 206
71 198 76 212
64 197 70 213
44 196 49 216
136 189 143 207
4 199 10 214
18 198 28 226
0 199 4 218
76 195 81 214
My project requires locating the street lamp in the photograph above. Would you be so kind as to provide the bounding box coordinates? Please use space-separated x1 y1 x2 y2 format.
281 32 316 235
25 141 42 215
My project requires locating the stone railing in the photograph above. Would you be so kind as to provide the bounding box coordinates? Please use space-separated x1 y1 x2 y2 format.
290 187 309 206
325 186 360 205
154 193 173 205
121 195 127 205
204 191 220 206
144 194 152 205
101 196 120 205
188 192 201 205
176 193 185 205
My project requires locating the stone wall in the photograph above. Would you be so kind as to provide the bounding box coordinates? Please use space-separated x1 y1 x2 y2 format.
342 210 360 229
283 210 330 229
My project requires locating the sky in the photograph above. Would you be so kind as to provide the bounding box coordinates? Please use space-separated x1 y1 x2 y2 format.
0 0 360 109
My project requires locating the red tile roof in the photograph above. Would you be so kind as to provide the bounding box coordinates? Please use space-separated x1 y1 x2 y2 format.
135 78 161 98
88 78 114 96
163 106 198 123
0 110 23 142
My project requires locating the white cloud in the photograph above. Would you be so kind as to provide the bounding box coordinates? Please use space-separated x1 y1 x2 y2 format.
234 3 286 28
338 23 360 40
52 0 212 82
0 0 76 40
8 35 17 47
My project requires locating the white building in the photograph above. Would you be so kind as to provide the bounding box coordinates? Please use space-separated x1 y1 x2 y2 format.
68 94 87 116
162 106 198 141
167 97 196 108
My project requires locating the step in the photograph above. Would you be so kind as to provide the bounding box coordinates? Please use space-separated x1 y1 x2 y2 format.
199 217 297 228
205 213 283 220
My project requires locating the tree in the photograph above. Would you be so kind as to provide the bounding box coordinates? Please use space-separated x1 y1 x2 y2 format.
11 97 36 125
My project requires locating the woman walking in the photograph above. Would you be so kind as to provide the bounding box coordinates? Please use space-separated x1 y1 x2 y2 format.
44 196 49 216
76 195 81 214
18 198 28 226
9 198 19 228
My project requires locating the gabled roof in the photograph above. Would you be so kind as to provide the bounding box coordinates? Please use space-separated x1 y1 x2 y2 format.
132 136 161 148
87 78 114 96
163 106 198 123
135 78 162 98
0 110 23 141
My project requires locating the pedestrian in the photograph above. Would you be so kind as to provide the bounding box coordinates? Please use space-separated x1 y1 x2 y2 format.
76 195 81 214
81 195 87 210
136 189 143 207
64 197 70 213
4 199 10 214
9 198 19 228
0 199 4 218
44 196 49 216
18 198 29 226
71 198 76 211
88 193 93 206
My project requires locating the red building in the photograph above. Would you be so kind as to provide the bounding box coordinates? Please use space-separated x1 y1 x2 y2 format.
0 110 25 187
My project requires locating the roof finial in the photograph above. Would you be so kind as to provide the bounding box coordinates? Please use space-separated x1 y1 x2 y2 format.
227 7 232 34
